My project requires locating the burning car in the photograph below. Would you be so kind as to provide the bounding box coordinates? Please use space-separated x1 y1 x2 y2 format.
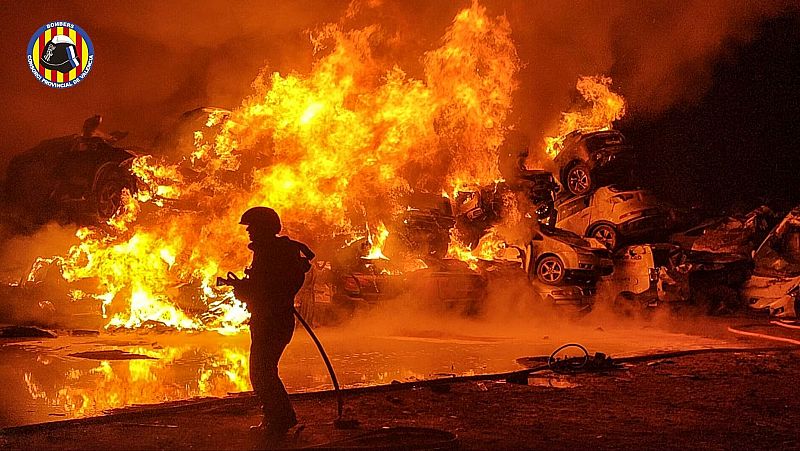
308 232 486 322
523 224 613 286
552 129 633 196
391 192 455 260
454 172 559 248
552 185 669 250
3 116 138 228
742 206 800 318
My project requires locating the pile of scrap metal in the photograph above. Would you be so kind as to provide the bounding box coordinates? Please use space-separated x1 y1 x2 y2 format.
542 130 770 316
302 192 486 325
453 172 559 249
544 130 677 251
670 205 777 257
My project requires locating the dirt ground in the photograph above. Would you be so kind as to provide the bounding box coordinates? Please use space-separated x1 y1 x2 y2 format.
1 341 799 451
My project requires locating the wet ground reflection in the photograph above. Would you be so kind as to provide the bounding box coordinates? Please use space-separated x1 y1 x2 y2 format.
0 319 736 428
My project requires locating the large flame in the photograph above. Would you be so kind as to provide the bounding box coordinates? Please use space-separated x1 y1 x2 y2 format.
29 2 521 333
544 75 626 158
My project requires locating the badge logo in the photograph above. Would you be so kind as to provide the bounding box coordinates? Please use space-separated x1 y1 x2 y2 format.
27 21 94 88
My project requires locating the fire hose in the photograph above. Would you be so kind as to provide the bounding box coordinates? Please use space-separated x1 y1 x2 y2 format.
292 306 359 429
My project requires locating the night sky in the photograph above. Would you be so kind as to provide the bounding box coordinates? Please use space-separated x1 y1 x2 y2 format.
622 12 800 211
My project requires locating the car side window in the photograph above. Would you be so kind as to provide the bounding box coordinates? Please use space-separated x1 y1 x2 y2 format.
558 196 588 220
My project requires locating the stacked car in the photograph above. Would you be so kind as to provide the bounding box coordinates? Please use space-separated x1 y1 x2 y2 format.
545 129 759 315
742 207 800 318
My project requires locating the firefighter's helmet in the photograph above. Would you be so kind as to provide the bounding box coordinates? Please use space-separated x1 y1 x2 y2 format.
240 207 281 235
40 35 80 74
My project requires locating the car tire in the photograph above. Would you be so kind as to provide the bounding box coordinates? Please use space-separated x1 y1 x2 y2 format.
589 223 618 250
93 167 130 219
536 256 565 285
565 163 592 195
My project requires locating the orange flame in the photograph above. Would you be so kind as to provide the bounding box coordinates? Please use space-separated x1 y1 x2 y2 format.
30 2 520 333
544 75 626 158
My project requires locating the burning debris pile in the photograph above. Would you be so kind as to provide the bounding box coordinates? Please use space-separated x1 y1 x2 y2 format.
5 3 793 334
3 3 534 333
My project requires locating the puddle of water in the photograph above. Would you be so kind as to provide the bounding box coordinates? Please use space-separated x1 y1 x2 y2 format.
0 322 735 428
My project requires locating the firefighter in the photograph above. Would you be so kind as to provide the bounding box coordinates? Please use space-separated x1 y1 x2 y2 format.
236 207 314 435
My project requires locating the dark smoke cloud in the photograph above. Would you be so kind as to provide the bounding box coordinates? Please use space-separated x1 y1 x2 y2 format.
0 0 795 172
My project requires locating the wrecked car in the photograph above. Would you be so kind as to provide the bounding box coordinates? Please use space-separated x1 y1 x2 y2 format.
454 173 559 248
309 238 486 322
531 282 595 310
552 185 669 250
0 258 104 329
603 244 751 315
670 205 776 257
482 244 596 310
4 116 138 227
523 224 613 286
601 244 689 310
743 206 800 318
552 129 633 196
743 276 799 318
390 192 455 260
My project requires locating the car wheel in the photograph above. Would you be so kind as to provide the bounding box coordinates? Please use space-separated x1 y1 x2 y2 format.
537 256 565 285
590 224 618 250
566 163 592 195
94 170 129 219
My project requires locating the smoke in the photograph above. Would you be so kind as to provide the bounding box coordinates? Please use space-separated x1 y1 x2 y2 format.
2 1 794 173
0 223 79 280
0 1 793 331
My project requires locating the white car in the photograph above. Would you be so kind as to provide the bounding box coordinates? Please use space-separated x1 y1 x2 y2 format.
524 225 613 286
743 206 800 318
599 244 689 309
553 186 668 250
742 275 799 318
